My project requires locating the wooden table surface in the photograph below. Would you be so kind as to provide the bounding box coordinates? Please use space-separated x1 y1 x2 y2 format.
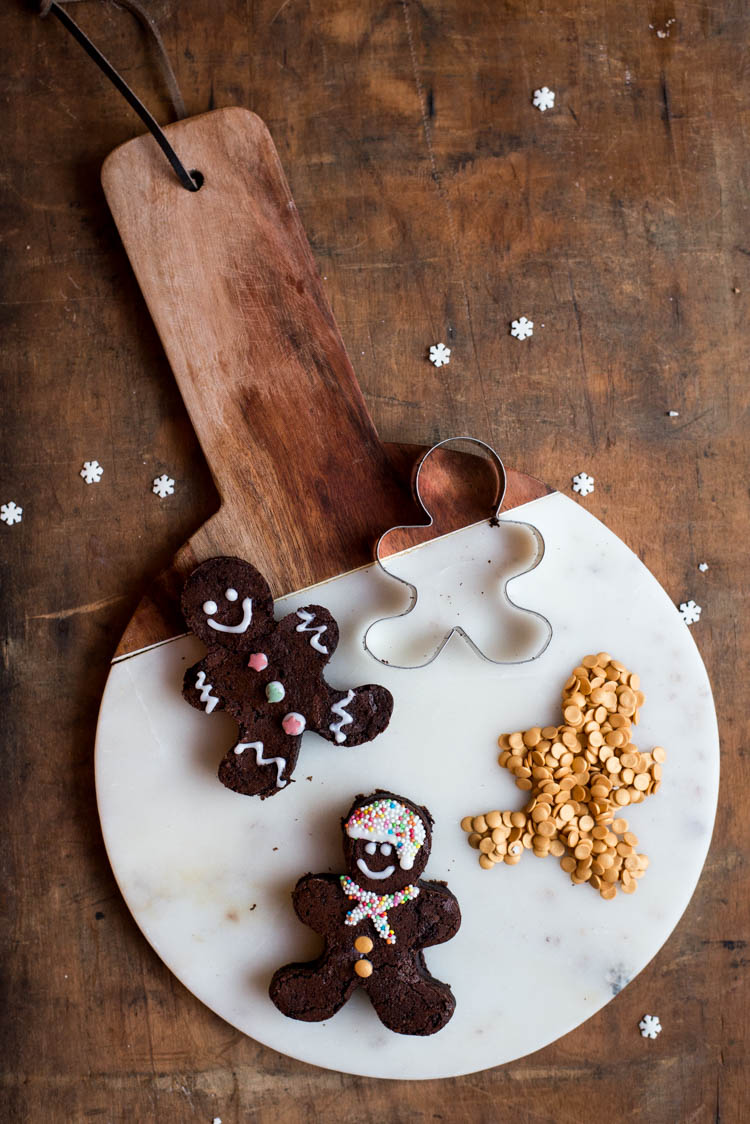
2 0 747 1119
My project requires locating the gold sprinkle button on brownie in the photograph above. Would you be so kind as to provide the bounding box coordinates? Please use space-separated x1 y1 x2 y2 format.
354 958 373 978
354 936 373 954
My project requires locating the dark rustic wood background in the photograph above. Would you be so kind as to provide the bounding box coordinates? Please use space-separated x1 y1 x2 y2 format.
2 0 747 1120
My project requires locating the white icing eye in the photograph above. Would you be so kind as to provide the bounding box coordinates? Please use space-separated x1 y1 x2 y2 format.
365 842 377 855
379 843 393 856
202 600 218 616
225 588 239 602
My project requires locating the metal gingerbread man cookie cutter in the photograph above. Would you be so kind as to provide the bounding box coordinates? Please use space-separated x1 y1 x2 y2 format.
363 437 553 669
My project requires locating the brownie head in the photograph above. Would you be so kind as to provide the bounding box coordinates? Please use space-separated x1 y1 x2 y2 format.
181 556 275 651
342 791 433 893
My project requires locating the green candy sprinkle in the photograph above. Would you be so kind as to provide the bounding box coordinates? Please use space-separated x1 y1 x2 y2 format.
266 681 286 703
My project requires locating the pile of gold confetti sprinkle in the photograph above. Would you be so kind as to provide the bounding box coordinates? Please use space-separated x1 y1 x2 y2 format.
461 653 666 899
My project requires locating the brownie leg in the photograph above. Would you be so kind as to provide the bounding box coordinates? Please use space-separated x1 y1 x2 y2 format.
269 959 356 1023
218 729 301 798
366 960 456 1036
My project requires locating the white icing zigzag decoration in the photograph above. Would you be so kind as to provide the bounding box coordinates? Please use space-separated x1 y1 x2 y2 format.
233 741 288 788
329 689 355 744
195 670 220 714
295 609 329 654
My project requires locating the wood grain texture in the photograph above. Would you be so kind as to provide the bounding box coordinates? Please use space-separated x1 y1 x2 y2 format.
2 0 748 1120
102 110 548 657
101 108 413 598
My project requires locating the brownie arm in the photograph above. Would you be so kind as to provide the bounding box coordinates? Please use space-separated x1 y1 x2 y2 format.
415 881 462 947
310 683 394 747
278 604 339 663
291 874 343 932
182 656 225 714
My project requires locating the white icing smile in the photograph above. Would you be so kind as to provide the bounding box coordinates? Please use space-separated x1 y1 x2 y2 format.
358 841 398 878
206 596 253 634
357 858 396 880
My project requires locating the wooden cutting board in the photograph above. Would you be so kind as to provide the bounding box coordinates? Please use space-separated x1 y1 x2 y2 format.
100 107 549 662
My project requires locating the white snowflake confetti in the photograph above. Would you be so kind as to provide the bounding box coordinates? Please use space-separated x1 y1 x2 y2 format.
679 599 701 625
532 86 555 112
510 316 534 340
698 562 709 572
80 460 104 484
639 1014 662 1039
152 474 175 498
650 18 675 39
0 501 23 526
429 342 451 368
572 472 595 497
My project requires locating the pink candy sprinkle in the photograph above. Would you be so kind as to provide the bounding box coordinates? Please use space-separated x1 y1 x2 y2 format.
282 712 306 736
248 653 269 671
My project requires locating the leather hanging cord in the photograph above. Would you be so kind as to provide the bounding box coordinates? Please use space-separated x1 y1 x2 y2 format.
40 0 201 192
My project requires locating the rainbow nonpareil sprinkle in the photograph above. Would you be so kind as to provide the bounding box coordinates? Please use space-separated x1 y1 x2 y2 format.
340 875 420 943
345 798 426 870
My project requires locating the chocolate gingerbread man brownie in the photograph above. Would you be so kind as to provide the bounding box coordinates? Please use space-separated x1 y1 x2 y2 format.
270 791 461 1035
181 557 393 798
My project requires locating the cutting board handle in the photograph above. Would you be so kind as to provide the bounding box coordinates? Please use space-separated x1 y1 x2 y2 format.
102 108 411 595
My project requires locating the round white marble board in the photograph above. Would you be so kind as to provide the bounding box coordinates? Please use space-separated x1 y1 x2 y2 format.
95 492 719 1080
